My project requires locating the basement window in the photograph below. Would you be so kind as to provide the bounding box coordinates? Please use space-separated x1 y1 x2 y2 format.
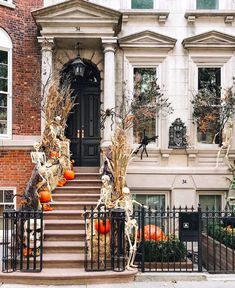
0 188 15 242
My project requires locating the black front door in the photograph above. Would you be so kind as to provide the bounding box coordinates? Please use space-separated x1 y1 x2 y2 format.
65 71 100 167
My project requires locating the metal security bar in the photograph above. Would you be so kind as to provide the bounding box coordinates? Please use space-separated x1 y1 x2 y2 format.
133 206 202 273
2 210 43 273
201 206 235 273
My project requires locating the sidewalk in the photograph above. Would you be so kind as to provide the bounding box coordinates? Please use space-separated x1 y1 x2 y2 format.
1 274 235 288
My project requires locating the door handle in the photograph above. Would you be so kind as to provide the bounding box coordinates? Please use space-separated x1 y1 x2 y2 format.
77 129 80 138
82 129 85 138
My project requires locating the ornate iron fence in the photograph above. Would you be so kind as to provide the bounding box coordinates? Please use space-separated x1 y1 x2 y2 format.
2 210 43 273
84 205 235 274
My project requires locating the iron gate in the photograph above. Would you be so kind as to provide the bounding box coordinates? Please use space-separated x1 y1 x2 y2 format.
2 209 43 273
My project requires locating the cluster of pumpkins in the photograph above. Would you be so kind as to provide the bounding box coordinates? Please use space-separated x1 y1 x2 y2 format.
94 220 168 242
39 168 75 205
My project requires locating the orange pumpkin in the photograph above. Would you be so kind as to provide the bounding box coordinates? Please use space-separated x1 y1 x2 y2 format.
95 219 111 234
64 169 75 180
39 190 51 203
57 178 67 187
139 225 165 241
50 151 60 159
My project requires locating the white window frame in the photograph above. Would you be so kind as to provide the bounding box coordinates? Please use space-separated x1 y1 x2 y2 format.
121 0 158 9
188 54 232 149
197 190 227 210
132 190 170 209
196 65 222 146
132 66 160 146
0 28 13 139
124 56 164 148
0 0 15 9
0 187 16 243
192 0 234 10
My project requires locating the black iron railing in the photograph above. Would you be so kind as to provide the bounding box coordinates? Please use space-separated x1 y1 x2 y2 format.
84 205 235 274
84 206 126 272
2 210 43 273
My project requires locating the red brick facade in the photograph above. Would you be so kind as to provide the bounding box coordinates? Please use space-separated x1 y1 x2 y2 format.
0 0 43 135
0 0 43 196
0 150 34 202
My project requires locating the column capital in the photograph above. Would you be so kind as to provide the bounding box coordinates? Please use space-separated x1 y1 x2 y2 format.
37 37 54 52
102 37 117 53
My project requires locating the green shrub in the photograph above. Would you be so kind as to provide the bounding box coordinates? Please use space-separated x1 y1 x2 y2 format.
141 238 187 262
207 222 235 250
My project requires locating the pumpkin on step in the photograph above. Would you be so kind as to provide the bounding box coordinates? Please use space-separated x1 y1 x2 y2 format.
39 189 51 203
57 178 67 187
64 169 75 180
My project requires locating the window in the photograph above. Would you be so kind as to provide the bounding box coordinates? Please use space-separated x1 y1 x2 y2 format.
133 194 165 209
0 188 15 241
199 194 222 210
197 67 221 144
196 0 218 9
0 29 12 138
131 0 153 9
133 67 157 144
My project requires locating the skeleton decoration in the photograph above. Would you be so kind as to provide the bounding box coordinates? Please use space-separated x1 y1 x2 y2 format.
95 175 114 211
23 219 44 257
115 186 143 270
216 118 233 167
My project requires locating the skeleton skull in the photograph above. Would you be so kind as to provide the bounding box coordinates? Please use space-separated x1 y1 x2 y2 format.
24 219 43 249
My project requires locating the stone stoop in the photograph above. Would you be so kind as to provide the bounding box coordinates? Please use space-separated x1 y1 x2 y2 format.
0 167 137 284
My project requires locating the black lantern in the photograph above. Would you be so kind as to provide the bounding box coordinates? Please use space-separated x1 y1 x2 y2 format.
72 43 86 77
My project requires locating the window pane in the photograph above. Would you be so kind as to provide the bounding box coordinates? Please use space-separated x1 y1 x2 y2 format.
4 190 14 203
0 78 8 92
0 122 7 134
0 107 7 120
0 64 8 78
0 51 8 65
133 67 156 143
199 195 221 210
131 0 153 9
133 194 165 209
0 190 3 203
197 0 218 9
0 93 7 107
197 67 221 144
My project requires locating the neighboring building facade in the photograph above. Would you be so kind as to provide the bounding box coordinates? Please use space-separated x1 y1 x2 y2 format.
1 0 235 225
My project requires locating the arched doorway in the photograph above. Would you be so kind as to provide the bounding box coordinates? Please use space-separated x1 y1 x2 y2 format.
62 59 101 167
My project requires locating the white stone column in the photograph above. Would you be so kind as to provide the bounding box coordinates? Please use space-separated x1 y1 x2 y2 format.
102 37 117 146
38 37 54 134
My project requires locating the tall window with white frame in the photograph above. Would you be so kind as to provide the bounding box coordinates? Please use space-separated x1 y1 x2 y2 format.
133 67 157 144
0 189 15 235
197 67 221 144
0 29 12 137
131 0 153 9
196 0 218 9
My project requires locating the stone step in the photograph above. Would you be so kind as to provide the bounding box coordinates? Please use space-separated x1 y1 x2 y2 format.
54 186 101 194
43 210 84 220
0 268 137 285
52 193 100 202
42 253 84 268
44 230 85 241
50 201 97 210
74 172 101 180
73 167 100 173
66 179 102 187
43 241 84 253
44 219 85 230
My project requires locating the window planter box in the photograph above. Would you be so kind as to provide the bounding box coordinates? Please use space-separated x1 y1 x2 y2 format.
202 233 235 272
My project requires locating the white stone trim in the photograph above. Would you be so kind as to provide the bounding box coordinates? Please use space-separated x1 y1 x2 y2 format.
0 135 41 148
0 29 13 140
0 0 15 9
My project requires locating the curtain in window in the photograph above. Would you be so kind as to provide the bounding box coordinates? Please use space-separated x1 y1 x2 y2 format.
131 0 153 9
197 0 218 9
